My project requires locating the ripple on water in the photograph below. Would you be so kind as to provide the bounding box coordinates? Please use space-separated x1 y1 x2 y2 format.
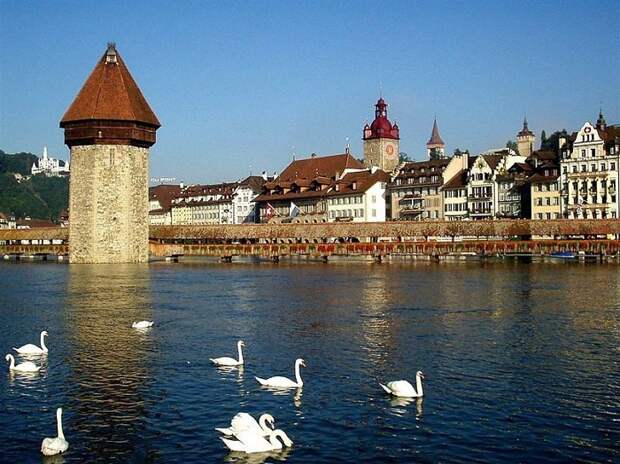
1 262 619 462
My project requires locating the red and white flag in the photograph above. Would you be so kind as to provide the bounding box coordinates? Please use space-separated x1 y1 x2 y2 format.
264 203 277 221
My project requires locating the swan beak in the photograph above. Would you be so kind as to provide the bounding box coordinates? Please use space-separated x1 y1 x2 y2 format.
301 361 307 367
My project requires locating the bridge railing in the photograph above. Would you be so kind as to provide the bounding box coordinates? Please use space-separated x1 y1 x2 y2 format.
1 219 619 245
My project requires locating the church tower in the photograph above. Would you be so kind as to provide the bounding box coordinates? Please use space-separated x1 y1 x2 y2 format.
516 117 535 157
363 97 400 172
60 43 160 263
426 118 446 159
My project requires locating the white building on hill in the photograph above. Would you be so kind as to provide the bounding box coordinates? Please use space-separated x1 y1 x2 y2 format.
31 146 70 177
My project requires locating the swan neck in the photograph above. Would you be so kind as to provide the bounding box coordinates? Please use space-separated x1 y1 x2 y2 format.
416 375 423 396
41 332 48 352
237 343 243 364
295 361 303 386
269 431 284 449
57 409 64 439
258 415 270 432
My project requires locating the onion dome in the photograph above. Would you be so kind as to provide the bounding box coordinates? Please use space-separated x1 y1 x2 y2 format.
363 98 399 140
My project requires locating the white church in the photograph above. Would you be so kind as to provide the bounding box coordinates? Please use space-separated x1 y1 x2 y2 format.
31 146 70 177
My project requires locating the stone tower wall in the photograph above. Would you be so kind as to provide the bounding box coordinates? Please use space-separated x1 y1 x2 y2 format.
69 144 149 263
364 138 400 172
517 134 535 157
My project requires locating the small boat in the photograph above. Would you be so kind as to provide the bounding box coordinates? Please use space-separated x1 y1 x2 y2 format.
549 251 576 259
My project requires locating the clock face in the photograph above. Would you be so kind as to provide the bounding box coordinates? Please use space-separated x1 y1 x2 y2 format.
385 143 395 159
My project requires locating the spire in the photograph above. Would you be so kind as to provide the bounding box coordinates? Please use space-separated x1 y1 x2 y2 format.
518 115 534 136
43 146 48 160
427 118 445 146
597 108 607 130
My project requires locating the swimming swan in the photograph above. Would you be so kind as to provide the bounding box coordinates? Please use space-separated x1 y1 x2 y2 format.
41 408 69 456
5 354 40 373
380 371 425 398
14 330 48 355
215 412 274 437
211 340 245 366
220 428 293 453
131 321 154 329
256 358 305 388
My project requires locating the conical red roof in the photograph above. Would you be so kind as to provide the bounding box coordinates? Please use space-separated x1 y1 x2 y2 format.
61 44 160 127
427 118 444 146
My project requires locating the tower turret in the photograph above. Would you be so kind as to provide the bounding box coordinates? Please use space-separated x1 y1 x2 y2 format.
426 118 446 159
516 116 535 157
363 97 400 172
60 43 160 263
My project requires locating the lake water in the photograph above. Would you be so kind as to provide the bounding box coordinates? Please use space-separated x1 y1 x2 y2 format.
0 260 619 463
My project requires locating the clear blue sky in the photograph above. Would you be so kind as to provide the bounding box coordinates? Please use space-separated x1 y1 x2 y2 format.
1 0 618 183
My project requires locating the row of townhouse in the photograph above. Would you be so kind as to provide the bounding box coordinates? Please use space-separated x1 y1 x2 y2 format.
148 175 269 225
147 99 618 225
387 114 619 221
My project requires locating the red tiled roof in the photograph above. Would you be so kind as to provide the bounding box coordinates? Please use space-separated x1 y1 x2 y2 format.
61 44 160 127
331 169 390 196
149 185 181 212
278 153 364 182
442 170 467 189
481 154 504 170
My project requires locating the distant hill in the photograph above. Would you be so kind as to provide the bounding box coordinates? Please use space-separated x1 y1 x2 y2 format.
0 149 69 221
0 149 38 175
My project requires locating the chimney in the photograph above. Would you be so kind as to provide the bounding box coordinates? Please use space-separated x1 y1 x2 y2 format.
180 181 184 189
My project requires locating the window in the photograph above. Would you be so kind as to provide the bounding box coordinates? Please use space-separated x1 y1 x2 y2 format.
581 149 586 158
372 208 377 217
591 148 596 157
371 195 376 203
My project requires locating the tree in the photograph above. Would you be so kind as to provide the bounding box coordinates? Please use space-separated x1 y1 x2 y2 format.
541 130 547 146
399 152 411 163
506 140 519 153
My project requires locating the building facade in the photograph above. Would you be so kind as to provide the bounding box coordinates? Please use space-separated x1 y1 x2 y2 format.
559 113 620 219
389 159 450 220
254 152 389 223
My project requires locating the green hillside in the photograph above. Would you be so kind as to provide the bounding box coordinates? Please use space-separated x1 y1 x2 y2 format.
0 150 69 220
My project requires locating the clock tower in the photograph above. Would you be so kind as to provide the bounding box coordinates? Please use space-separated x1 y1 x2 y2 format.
363 97 400 172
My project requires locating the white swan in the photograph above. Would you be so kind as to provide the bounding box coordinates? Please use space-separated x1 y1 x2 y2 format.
215 412 274 437
5 354 40 373
41 408 69 456
132 321 153 329
256 358 305 388
220 428 293 453
210 340 245 366
14 330 48 355
380 371 425 398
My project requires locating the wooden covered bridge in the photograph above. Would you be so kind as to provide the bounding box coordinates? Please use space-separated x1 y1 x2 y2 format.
1 219 620 262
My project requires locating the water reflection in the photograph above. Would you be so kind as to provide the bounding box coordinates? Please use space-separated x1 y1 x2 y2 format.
224 447 292 463
65 264 153 461
388 397 424 418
